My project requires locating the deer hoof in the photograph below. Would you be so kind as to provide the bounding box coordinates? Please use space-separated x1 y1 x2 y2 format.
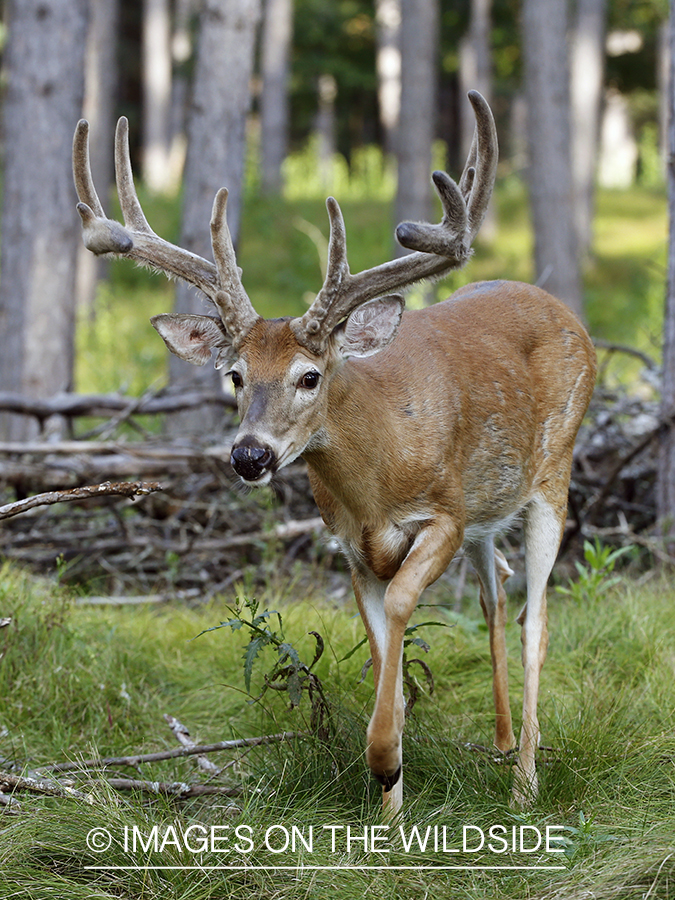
374 765 402 792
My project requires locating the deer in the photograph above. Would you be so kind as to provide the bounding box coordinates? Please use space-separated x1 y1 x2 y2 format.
72 92 596 814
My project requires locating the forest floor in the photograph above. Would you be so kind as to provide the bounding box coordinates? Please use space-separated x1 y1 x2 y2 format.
0 560 674 898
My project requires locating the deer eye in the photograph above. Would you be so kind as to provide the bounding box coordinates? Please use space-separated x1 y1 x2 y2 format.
229 370 243 389
298 371 320 390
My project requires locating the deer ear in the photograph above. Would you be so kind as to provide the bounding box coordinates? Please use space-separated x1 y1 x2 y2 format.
151 314 236 369
334 295 404 359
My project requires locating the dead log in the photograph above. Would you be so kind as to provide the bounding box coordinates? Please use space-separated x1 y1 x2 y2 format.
0 389 235 422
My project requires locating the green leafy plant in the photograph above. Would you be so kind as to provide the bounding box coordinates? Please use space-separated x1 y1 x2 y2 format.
556 538 633 606
562 809 618 860
344 618 449 715
198 596 329 736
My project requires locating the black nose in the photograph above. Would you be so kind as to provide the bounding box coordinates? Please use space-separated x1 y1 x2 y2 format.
230 443 276 481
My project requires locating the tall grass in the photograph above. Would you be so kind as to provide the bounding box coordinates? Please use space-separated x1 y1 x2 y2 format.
1 561 674 898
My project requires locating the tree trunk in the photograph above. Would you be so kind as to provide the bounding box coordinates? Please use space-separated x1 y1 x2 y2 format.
395 0 439 246
168 0 261 437
658 1 675 546
659 21 670 177
167 0 197 187
375 0 401 157
458 0 494 238
459 0 492 161
570 0 607 257
522 0 583 319
260 0 293 193
76 0 119 317
142 0 173 193
0 0 87 441
316 73 337 191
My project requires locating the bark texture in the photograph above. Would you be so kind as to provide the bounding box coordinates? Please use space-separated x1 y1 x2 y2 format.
658 2 675 543
0 0 87 440
522 0 583 318
168 0 261 436
570 0 608 256
260 0 293 192
394 0 439 235
375 0 401 156
142 0 173 192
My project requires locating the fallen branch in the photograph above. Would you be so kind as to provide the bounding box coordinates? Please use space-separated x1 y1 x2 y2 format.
105 778 240 798
585 512 675 566
0 791 21 811
0 481 163 521
46 731 299 773
584 410 675 523
0 770 92 803
0 389 235 422
164 714 221 775
75 590 202 607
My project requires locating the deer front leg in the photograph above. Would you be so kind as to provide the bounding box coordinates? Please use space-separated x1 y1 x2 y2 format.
363 516 463 815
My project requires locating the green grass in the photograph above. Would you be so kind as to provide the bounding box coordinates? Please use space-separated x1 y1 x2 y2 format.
1 562 674 898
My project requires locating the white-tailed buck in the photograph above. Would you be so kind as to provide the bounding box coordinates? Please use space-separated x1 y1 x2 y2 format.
73 92 596 813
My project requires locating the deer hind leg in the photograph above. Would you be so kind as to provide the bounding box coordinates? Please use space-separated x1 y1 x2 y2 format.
360 515 463 816
513 491 567 805
467 539 516 753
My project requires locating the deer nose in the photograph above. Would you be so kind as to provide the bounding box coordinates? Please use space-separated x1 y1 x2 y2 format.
230 442 276 482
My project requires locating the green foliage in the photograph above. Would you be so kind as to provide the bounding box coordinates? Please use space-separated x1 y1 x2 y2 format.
556 539 634 606
197 596 328 733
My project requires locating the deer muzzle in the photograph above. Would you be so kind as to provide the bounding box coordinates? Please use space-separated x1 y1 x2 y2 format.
230 440 276 483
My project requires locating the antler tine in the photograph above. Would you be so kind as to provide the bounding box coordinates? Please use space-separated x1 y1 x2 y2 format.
464 90 498 240
210 188 259 346
74 117 260 345
73 117 224 300
114 117 153 234
73 118 135 255
290 92 498 354
290 198 351 346
73 120 106 218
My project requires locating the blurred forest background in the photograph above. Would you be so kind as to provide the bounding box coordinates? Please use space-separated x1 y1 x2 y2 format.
0 0 673 589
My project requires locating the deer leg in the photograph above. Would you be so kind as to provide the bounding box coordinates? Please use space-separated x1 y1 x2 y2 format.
351 567 403 813
365 515 462 815
513 493 565 805
467 540 516 753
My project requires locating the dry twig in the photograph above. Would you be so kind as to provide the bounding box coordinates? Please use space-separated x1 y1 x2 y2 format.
0 770 92 803
0 481 162 520
0 389 235 422
105 778 240 798
46 731 299 773
164 714 221 775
